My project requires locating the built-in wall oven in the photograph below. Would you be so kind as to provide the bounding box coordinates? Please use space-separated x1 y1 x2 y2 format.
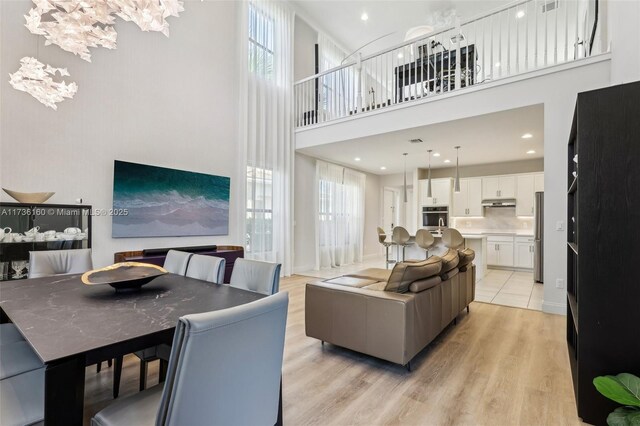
422 206 449 230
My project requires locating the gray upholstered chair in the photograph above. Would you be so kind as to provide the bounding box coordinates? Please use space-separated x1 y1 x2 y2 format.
185 254 226 284
392 226 411 262
0 323 24 345
229 258 281 295
0 367 45 426
442 228 465 249
162 250 193 275
28 248 93 279
415 229 436 259
377 227 396 269
91 292 289 426
0 340 43 381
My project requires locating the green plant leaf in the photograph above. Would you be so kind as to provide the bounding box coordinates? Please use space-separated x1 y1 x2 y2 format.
617 374 640 404
594 376 640 407
607 407 640 426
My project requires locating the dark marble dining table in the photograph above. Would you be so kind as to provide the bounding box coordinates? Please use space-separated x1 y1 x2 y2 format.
0 273 266 425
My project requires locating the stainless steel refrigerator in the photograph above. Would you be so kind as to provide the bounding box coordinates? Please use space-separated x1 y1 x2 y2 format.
534 192 544 282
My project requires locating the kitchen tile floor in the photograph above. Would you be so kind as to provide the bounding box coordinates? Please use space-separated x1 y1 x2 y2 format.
475 269 543 311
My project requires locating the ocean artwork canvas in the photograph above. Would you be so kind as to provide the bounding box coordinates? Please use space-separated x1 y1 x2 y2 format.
112 160 230 238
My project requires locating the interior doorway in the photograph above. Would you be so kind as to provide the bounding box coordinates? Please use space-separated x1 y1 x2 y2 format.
382 188 399 233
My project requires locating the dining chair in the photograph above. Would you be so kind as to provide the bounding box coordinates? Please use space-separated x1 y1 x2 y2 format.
185 254 226 284
0 367 45 426
415 229 436 259
91 292 289 426
0 340 43 381
442 228 465 249
121 253 226 397
162 250 193 275
229 258 281 296
377 227 396 269
28 248 93 279
392 226 411 262
0 323 24 345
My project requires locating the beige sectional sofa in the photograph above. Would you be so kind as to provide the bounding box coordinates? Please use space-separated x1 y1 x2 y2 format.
305 249 475 370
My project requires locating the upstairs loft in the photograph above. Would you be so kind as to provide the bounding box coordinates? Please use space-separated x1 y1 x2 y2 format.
294 0 608 131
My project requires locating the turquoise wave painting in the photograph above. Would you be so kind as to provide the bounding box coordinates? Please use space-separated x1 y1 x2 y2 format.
112 160 230 238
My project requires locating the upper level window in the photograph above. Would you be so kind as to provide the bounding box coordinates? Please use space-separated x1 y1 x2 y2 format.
248 3 274 78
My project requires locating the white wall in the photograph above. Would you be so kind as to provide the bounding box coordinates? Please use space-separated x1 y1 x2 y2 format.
296 57 611 314
293 153 316 272
294 15 317 81
0 1 242 267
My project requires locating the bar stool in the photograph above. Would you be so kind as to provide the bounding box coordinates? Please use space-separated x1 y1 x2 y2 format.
442 228 464 249
392 226 411 262
377 227 396 269
415 229 436 259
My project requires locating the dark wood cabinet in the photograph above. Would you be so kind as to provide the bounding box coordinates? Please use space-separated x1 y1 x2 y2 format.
567 81 640 425
0 203 92 281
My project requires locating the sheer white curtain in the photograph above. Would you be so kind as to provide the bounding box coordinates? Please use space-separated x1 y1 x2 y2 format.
315 160 366 269
238 0 294 276
317 33 355 121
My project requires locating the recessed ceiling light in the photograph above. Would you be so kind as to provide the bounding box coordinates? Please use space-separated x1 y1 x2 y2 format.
495 62 501 67
527 150 536 154
516 10 525 19
444 159 451 163
354 157 361 161
433 152 441 157
522 133 533 139
361 12 368 21
380 166 386 170
397 52 404 59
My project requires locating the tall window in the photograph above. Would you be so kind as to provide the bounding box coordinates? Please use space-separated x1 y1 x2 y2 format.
316 161 366 269
246 166 273 254
248 3 274 78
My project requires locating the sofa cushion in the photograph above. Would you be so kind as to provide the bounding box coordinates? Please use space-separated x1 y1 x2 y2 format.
362 282 388 291
384 257 442 293
324 277 379 288
441 267 459 281
409 276 442 293
345 268 392 282
457 248 475 271
440 249 460 275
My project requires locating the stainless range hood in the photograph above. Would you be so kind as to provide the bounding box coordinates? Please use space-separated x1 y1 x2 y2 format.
481 199 516 207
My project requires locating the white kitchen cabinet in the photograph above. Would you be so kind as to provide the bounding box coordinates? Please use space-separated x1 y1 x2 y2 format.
482 176 516 199
452 178 483 217
516 174 535 216
534 173 544 192
515 236 535 269
487 235 515 267
420 178 452 206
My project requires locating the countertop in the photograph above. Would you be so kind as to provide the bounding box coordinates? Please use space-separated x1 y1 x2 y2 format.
455 229 535 237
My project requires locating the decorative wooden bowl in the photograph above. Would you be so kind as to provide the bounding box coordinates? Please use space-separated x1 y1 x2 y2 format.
81 262 167 292
2 188 55 204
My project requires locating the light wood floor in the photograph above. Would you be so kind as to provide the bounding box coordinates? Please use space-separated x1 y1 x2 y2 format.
84 274 582 425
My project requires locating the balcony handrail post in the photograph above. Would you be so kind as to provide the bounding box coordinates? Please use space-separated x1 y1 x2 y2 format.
455 17 462 91
356 53 363 112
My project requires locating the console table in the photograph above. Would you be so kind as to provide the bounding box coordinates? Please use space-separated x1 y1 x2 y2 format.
114 245 243 283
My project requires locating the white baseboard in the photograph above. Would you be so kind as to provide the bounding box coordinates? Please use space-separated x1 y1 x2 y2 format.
293 264 315 274
542 300 566 315
363 253 381 261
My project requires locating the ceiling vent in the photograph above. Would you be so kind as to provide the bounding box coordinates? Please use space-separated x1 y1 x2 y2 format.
409 138 423 144
542 1 558 13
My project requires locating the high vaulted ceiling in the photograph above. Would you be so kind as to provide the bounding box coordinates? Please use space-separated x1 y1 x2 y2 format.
297 105 544 175
291 0 513 55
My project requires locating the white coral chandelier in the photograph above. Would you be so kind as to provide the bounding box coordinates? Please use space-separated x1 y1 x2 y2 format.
12 0 184 108
9 57 78 110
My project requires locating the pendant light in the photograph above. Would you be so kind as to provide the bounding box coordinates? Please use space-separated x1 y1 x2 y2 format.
454 146 461 193
426 149 433 198
403 153 408 203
